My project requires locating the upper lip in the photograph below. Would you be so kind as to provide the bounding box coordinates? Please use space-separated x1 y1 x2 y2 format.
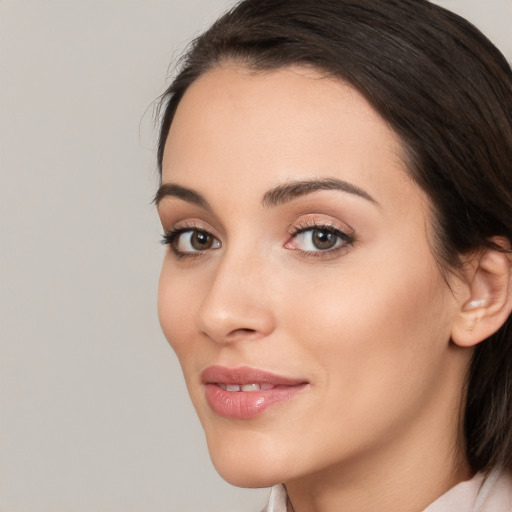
201 365 307 386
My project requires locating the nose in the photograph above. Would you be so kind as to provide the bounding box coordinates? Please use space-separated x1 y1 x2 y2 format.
197 250 276 344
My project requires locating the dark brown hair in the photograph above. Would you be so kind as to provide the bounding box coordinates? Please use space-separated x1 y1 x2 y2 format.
157 0 512 472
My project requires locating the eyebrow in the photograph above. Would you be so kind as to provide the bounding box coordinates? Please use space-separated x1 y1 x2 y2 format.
154 177 378 209
154 183 211 210
261 178 378 208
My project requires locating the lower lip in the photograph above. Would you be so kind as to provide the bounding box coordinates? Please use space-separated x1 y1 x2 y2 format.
204 383 308 419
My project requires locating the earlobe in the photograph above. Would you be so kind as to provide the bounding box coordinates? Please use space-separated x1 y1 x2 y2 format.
451 240 512 348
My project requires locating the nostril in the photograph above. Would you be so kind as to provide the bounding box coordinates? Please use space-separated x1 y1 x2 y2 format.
225 327 259 340
230 328 258 336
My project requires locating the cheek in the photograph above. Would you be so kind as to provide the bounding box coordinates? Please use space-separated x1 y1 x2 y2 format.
157 261 198 358
271 259 457 467
284 249 454 401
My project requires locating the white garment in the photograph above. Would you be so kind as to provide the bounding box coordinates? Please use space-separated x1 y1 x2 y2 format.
261 469 512 512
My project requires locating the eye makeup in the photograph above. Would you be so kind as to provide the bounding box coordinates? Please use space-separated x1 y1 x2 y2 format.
161 220 222 260
161 212 356 263
285 216 355 259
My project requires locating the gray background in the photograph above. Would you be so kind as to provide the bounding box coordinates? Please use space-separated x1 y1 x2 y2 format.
1 1 511 511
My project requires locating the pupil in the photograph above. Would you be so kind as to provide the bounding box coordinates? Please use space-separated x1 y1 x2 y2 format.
191 231 212 250
312 230 337 250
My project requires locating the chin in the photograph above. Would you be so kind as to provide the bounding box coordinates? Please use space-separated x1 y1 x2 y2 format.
204 429 293 488
211 458 285 489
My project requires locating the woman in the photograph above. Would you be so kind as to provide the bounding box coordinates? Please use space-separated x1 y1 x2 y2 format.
154 0 512 510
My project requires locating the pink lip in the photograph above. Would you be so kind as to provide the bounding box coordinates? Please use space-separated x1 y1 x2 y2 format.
201 366 309 419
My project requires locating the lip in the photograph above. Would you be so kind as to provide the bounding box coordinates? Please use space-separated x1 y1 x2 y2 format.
201 365 309 419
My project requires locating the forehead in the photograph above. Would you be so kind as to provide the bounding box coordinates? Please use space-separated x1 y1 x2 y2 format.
161 64 420 211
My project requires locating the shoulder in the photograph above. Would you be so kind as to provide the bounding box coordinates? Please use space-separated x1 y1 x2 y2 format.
424 469 512 512
477 469 512 512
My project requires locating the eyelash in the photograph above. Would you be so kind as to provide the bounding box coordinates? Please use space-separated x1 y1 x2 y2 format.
161 224 219 260
161 221 354 260
286 221 354 258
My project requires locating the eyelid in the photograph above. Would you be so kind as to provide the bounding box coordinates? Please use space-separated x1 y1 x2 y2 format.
285 215 355 258
287 215 354 238
163 218 220 238
158 205 222 238
161 219 222 258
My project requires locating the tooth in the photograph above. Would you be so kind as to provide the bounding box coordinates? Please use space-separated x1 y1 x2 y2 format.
218 383 227 390
225 384 241 392
240 383 261 392
260 383 274 391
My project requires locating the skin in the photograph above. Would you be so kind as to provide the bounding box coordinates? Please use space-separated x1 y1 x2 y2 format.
157 65 476 512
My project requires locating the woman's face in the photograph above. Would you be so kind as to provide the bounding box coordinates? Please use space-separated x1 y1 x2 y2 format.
157 65 468 487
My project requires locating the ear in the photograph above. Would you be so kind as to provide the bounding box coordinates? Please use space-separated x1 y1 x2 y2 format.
451 238 512 347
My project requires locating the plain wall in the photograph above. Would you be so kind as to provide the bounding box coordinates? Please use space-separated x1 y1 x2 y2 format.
1 1 511 511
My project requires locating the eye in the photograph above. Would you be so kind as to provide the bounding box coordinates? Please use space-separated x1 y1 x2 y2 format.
285 225 353 254
162 228 221 257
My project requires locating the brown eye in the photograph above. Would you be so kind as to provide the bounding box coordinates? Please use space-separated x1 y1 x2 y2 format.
311 229 339 250
190 231 214 250
285 225 353 255
168 229 221 255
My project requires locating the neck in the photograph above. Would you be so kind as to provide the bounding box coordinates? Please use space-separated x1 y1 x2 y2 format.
286 435 471 512
284 368 472 512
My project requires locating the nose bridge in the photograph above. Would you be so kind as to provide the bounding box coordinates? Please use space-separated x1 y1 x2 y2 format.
197 241 275 343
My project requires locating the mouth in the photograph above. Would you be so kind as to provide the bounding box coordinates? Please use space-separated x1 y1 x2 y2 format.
217 383 276 391
201 366 309 419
